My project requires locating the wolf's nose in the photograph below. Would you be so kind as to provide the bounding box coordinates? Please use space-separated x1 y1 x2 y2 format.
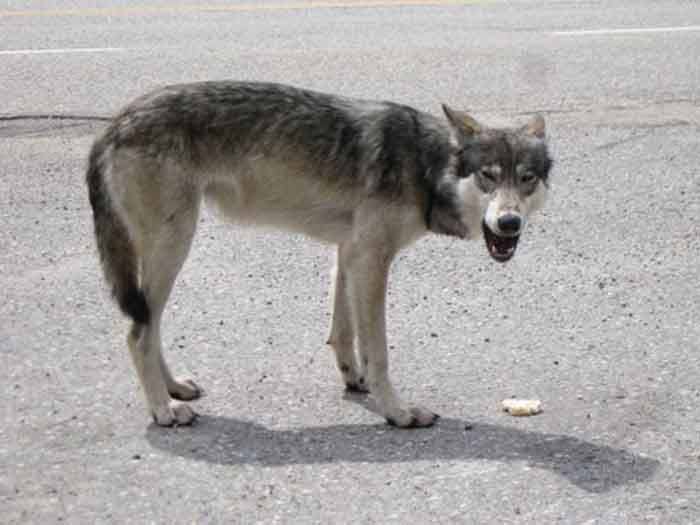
497 214 522 235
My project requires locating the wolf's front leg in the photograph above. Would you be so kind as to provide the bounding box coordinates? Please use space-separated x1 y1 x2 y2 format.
346 246 438 428
327 244 368 392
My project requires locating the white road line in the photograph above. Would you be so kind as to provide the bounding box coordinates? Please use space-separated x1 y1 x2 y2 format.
1 1 493 18
553 26 700 36
0 47 126 56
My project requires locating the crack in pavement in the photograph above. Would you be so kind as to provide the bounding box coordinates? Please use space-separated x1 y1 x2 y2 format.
0 114 111 138
0 113 111 122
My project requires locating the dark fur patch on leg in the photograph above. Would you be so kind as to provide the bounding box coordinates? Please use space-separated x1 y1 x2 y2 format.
345 382 368 393
120 287 150 325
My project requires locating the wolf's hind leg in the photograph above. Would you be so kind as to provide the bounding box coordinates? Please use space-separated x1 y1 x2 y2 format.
128 323 196 426
130 200 202 426
327 244 368 393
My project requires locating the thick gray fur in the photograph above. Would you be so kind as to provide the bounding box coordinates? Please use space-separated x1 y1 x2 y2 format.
87 81 551 428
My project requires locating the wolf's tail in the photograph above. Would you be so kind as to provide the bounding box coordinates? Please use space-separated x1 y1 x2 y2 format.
86 139 150 325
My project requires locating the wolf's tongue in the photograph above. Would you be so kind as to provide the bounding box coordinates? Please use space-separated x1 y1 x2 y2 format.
495 236 515 252
492 240 512 256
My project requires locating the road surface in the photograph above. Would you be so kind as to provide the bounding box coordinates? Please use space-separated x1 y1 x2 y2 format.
2 0 699 523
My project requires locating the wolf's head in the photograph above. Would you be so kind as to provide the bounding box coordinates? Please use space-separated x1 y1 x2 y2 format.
428 106 552 262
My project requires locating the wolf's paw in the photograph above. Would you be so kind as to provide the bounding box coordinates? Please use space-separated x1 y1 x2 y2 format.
345 375 370 394
152 400 198 427
339 362 369 394
386 406 439 428
168 377 204 401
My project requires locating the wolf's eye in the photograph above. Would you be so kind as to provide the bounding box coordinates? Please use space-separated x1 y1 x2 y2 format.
521 173 537 184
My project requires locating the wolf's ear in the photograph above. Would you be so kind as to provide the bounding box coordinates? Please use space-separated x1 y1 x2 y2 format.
442 104 481 136
524 114 546 139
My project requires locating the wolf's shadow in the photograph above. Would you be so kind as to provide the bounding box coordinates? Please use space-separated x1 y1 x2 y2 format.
146 411 658 493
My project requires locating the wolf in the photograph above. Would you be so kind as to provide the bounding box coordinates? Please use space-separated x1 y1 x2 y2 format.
86 81 552 428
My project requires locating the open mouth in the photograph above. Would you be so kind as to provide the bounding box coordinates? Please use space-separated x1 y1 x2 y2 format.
482 221 520 262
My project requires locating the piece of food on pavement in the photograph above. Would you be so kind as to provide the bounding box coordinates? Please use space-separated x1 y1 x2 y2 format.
502 398 542 416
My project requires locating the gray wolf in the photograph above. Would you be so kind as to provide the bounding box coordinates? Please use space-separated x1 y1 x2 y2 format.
86 81 552 428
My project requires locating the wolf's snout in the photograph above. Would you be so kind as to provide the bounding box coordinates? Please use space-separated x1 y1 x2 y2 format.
497 214 522 236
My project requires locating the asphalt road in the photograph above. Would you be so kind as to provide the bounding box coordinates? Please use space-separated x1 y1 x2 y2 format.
2 1 700 523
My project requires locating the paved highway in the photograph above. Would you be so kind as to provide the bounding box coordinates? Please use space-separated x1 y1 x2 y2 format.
2 1 699 523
